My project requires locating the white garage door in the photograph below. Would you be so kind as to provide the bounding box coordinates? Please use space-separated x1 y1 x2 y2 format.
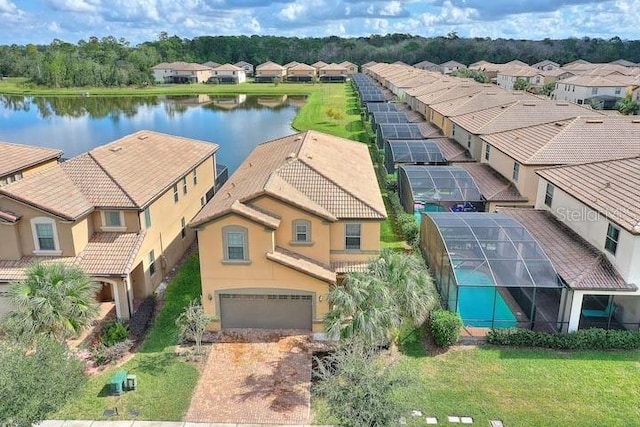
219 293 312 330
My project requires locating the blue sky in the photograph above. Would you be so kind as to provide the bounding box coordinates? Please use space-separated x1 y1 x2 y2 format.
1 0 639 45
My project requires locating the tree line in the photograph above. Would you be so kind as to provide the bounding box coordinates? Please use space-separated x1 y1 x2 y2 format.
1 34 640 88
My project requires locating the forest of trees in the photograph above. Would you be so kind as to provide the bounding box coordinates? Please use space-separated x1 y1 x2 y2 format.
1 33 640 88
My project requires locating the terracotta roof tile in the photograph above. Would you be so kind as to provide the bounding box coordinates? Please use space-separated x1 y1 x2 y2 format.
267 247 335 284
213 63 243 71
287 63 315 71
75 232 145 276
502 209 634 291
537 157 640 234
0 256 76 282
0 209 20 223
459 163 527 202
191 131 386 227
331 261 372 273
0 142 62 177
429 137 474 163
230 200 281 229
256 61 286 71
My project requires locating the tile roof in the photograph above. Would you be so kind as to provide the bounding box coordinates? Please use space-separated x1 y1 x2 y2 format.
230 200 281 229
214 63 243 72
0 142 62 177
0 209 20 223
497 65 540 77
320 63 348 71
312 61 329 68
459 163 527 202
288 63 316 71
429 137 474 163
537 157 640 234
452 99 603 135
502 209 635 291
0 231 145 282
191 131 386 227
482 116 640 165
203 61 221 68
267 247 336 284
559 74 639 87
331 260 372 273
256 61 286 71
429 90 529 117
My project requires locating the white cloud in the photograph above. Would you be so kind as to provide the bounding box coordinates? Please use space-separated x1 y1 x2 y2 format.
381 1 403 16
45 0 100 12
0 0 17 13
278 2 306 20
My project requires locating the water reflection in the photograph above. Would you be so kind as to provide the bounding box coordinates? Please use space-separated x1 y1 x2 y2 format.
0 94 305 173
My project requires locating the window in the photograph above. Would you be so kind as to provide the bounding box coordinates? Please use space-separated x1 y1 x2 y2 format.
149 250 156 276
181 217 186 239
345 223 362 250
604 223 620 255
182 177 187 195
467 135 471 148
512 162 520 182
144 207 152 228
192 169 197 185
292 219 311 243
484 144 491 161
615 87 622 95
30 217 60 254
452 124 456 136
102 210 123 228
544 183 554 207
173 184 179 203
591 87 598 95
223 226 248 261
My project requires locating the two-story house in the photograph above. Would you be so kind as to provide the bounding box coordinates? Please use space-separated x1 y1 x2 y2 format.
233 61 254 77
0 142 62 186
286 63 316 82
211 64 247 84
190 131 386 333
552 74 640 109
0 131 220 320
255 61 287 83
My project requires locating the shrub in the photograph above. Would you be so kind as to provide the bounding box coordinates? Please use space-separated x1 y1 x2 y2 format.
129 296 156 339
487 328 640 350
389 191 419 245
430 310 463 347
175 299 211 354
98 320 129 347
92 339 134 366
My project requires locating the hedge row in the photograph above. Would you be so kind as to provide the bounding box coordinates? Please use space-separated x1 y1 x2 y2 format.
388 191 419 245
487 327 640 350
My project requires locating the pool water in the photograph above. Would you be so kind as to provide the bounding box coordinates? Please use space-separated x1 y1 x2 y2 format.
414 204 446 224
453 269 518 328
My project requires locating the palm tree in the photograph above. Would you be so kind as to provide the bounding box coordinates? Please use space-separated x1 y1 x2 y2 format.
616 95 639 115
7 262 99 341
325 250 437 344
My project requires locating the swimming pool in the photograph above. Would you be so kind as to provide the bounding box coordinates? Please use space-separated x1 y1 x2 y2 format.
453 269 518 328
414 204 446 224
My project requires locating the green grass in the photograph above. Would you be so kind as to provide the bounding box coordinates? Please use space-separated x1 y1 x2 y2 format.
54 255 203 421
317 343 640 427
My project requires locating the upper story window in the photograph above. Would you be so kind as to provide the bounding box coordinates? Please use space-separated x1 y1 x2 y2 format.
193 169 198 185
292 219 311 244
512 162 520 182
144 207 152 229
484 144 491 161
173 184 179 203
615 87 622 95
604 223 620 256
223 225 249 262
102 210 125 230
467 134 471 148
182 177 188 195
544 183 554 207
591 87 598 95
452 124 456 136
30 217 61 255
345 223 362 250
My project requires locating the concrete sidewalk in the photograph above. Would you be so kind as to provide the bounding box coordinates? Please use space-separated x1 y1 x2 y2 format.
40 421 329 427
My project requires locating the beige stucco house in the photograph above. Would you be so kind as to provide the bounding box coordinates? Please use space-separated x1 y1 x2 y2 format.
286 63 316 82
211 63 247 84
0 142 62 186
339 61 358 75
0 131 221 320
151 62 214 83
319 63 348 82
255 61 287 83
191 131 387 333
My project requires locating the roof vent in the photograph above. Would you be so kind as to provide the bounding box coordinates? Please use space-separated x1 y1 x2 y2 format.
249 162 253 167
556 102 569 106
585 119 604 124
138 135 148 140
286 152 297 160
554 122 565 126
522 102 537 106
109 146 123 152
632 119 640 124
225 192 231 199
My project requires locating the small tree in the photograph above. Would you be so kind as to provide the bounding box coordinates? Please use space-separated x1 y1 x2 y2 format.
616 95 639 115
0 337 86 427
6 262 99 342
176 298 211 354
513 77 531 91
325 250 437 345
314 340 408 427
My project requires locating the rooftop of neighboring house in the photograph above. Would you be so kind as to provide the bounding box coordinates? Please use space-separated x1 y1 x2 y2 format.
152 61 213 71
288 63 316 71
214 63 244 72
430 89 534 117
415 83 487 106
320 63 348 71
458 163 527 202
233 61 253 67
203 61 221 68
312 60 329 68
537 156 640 234
414 60 437 68
256 61 286 71
0 142 62 177
481 115 640 165
440 60 466 68
558 74 640 87
284 61 300 68
532 59 560 68
502 208 634 291
191 130 387 228
497 65 541 78
451 98 602 135
361 61 377 67
0 131 219 220
339 61 356 67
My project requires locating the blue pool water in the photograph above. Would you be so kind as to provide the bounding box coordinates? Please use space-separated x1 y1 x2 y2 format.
454 269 518 328
414 204 446 223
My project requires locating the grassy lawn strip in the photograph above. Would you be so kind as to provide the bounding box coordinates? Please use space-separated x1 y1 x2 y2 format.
314 342 640 427
54 255 202 421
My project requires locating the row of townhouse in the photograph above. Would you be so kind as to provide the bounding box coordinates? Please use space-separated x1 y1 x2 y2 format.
0 132 227 320
152 60 359 85
363 63 640 332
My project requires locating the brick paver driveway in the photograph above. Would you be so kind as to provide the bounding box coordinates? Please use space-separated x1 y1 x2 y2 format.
185 331 312 424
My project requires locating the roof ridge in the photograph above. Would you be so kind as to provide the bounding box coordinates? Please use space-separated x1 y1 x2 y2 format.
298 152 387 218
572 252 608 287
526 117 578 162
87 152 138 208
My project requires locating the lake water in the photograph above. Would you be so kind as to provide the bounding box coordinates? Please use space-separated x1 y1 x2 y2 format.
0 94 305 173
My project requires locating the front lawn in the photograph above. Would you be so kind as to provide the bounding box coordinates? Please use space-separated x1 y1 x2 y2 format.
316 341 640 427
54 255 203 421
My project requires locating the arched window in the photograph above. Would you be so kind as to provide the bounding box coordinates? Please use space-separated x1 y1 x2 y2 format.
292 219 311 243
30 217 61 254
223 225 249 261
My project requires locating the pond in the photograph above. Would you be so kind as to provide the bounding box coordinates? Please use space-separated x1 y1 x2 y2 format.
0 94 305 173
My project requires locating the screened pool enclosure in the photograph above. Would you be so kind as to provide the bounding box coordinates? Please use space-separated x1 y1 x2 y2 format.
376 123 424 148
420 213 565 331
385 140 447 173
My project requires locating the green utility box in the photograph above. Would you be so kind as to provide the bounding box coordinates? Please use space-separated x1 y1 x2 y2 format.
109 370 127 396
